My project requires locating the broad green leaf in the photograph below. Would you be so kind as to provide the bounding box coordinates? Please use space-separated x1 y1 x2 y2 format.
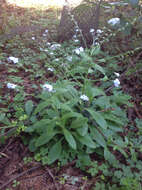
91 127 106 147
25 119 51 133
95 96 110 109
71 117 88 129
90 45 101 56
104 148 118 165
93 63 105 75
25 100 34 116
76 134 96 148
87 109 107 129
29 138 37 152
63 128 76 150
61 112 82 126
48 141 62 164
0 113 5 121
84 83 105 101
102 113 124 126
35 130 57 147
34 101 49 114
77 124 88 136
91 87 105 97
60 104 73 112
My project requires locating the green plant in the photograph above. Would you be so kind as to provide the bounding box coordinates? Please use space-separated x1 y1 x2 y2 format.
23 156 33 164
12 180 20 188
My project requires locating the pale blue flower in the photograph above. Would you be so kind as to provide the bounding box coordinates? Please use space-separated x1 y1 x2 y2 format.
113 78 120 87
43 84 53 92
7 83 17 89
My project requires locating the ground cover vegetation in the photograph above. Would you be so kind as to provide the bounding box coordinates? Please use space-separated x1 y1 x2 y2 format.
0 0 142 189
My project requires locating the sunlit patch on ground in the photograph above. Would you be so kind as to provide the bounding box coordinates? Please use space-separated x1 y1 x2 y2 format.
7 0 82 9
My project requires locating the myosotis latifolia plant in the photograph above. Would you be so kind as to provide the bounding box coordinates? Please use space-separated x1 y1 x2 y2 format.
0 43 132 167
1 1 142 189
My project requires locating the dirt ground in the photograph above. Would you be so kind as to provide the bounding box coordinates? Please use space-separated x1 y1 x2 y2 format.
0 137 93 190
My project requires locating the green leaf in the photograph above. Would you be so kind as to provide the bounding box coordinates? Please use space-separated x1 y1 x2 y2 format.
35 130 57 147
25 119 51 133
71 117 88 129
61 112 82 126
95 96 110 109
104 148 118 165
91 87 105 97
77 123 88 136
0 113 5 121
102 113 124 126
25 100 34 116
91 127 106 147
87 109 107 129
34 101 49 114
93 63 105 75
84 83 105 100
90 45 101 56
63 129 76 150
48 141 62 164
76 134 96 148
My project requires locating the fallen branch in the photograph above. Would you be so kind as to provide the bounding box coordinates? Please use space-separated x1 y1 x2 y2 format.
0 164 41 190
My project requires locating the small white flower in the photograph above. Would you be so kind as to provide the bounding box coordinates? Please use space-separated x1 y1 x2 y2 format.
7 83 17 89
40 47 44 51
42 84 53 92
48 68 54 72
45 29 48 33
46 42 51 46
32 37 35 40
61 63 67 67
66 56 72 62
75 28 79 32
44 49 48 52
96 29 103 34
80 94 89 101
108 18 120 26
43 33 47 37
90 28 95 33
73 34 77 39
74 39 79 43
49 52 54 55
8 56 19 64
113 78 120 87
114 72 120 77
54 58 59 62
50 44 61 50
94 42 100 46
74 47 84 55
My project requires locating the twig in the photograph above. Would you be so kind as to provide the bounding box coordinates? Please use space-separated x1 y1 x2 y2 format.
0 165 41 190
0 152 9 158
81 179 87 190
45 167 59 190
134 103 142 119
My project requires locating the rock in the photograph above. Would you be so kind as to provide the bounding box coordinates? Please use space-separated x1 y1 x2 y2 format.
57 2 100 46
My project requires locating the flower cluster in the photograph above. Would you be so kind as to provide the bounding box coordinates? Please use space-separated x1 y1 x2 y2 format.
113 78 120 87
50 44 61 51
47 68 54 72
80 94 89 101
8 57 19 64
43 29 48 37
108 18 120 26
42 84 53 92
74 47 84 55
7 83 17 89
